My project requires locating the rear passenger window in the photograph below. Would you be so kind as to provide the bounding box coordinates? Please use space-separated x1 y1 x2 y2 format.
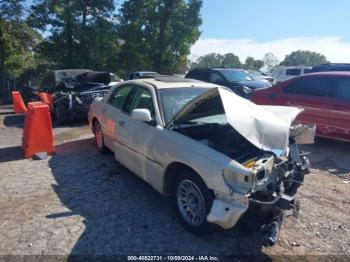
108 85 133 110
286 69 301 76
192 71 209 81
284 77 330 97
332 78 350 100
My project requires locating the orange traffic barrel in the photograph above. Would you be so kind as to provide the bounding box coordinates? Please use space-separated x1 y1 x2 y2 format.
39 92 53 110
22 102 55 159
11 91 27 114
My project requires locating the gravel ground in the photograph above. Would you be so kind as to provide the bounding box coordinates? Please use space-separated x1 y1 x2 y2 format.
0 105 349 259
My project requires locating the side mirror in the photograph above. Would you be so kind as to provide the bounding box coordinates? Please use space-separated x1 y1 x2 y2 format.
131 108 152 123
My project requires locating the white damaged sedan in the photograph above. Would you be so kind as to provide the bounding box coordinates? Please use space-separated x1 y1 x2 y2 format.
88 76 315 242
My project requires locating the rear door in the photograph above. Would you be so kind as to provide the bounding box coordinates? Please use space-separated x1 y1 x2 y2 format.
328 77 350 141
281 76 332 136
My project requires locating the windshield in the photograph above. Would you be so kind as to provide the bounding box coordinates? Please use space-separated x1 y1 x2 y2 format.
219 70 253 82
248 70 262 77
159 87 210 123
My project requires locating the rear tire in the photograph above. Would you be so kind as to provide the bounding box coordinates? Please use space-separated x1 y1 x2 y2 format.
93 120 108 154
173 169 217 235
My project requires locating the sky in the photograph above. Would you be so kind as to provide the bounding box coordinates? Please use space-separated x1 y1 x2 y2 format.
190 0 350 63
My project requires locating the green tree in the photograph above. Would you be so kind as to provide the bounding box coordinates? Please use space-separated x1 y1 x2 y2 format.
29 0 118 71
221 53 241 68
280 50 328 67
190 52 242 69
117 0 202 73
0 0 41 100
190 53 223 68
244 56 263 70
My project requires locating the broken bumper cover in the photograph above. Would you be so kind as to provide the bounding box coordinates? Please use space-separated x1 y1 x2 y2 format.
207 198 248 230
206 193 297 230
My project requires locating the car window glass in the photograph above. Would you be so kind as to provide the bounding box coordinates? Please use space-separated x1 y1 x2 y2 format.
209 72 224 83
108 85 133 109
332 78 350 100
123 87 138 113
159 87 209 123
284 77 330 97
220 70 252 82
193 71 209 81
286 69 301 76
132 87 155 117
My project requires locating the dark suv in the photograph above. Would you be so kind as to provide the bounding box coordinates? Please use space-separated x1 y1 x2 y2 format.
37 69 112 124
185 68 271 98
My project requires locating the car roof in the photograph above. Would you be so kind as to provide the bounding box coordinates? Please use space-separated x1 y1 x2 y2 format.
314 63 350 66
53 69 92 73
122 76 219 89
302 71 350 77
189 68 242 71
130 71 158 74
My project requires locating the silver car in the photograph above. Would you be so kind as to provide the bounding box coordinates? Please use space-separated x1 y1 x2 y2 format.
88 76 314 242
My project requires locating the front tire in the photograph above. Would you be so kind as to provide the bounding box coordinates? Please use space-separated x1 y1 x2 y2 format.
173 169 217 235
93 120 108 153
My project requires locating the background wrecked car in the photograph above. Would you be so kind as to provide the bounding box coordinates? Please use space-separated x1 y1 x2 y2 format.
37 69 113 124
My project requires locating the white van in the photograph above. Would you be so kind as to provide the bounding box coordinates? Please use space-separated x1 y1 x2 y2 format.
272 66 312 83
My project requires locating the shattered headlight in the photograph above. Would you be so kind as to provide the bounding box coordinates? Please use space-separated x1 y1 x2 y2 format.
222 169 254 192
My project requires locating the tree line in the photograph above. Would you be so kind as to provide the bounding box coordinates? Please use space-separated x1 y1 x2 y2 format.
0 0 329 100
0 0 202 99
190 50 329 71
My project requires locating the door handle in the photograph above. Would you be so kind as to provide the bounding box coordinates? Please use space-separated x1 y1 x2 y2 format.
118 120 126 128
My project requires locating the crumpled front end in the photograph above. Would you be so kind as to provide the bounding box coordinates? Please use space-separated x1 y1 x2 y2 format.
169 86 315 231
206 132 313 230
205 124 315 231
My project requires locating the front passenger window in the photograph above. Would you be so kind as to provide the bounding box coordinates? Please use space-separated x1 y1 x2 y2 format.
333 78 350 100
132 88 155 117
209 72 224 83
108 85 133 110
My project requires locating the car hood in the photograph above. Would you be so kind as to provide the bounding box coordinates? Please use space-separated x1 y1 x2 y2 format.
168 87 303 154
235 80 271 89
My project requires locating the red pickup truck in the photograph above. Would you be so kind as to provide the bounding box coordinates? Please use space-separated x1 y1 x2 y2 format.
252 72 350 142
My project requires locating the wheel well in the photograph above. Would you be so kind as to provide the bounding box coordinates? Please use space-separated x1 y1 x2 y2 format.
163 162 203 196
92 117 98 133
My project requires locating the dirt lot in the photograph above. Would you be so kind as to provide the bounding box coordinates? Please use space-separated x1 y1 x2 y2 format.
0 105 349 259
